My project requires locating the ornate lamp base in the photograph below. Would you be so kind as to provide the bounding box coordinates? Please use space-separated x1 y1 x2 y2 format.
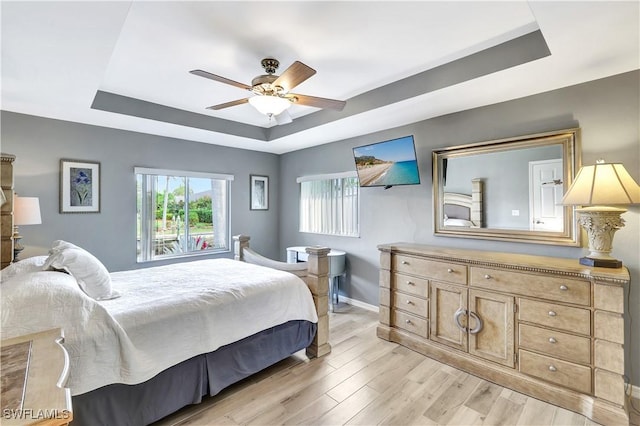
576 206 626 268
12 226 24 261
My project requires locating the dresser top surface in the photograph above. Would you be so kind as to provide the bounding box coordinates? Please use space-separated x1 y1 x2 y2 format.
378 242 630 282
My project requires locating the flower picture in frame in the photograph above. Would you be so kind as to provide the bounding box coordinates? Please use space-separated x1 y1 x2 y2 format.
250 175 269 210
60 159 100 213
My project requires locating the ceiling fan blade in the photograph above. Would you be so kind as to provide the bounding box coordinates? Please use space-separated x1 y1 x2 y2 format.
190 69 251 91
275 110 293 125
288 93 346 111
272 61 316 92
206 98 249 110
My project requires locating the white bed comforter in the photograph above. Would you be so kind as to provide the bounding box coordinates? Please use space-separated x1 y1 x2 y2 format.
0 259 317 395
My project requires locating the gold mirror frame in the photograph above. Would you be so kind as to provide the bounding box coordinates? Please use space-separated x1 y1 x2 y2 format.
432 128 581 246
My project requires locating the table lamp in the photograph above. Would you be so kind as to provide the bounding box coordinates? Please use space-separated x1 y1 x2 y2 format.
13 196 42 260
562 159 640 268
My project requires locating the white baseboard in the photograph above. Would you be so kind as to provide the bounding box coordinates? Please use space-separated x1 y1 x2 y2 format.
340 296 379 313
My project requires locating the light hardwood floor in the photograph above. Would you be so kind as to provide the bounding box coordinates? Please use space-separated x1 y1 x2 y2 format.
155 306 640 426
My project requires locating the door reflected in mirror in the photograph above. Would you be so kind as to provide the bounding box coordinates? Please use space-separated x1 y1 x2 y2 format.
433 128 581 246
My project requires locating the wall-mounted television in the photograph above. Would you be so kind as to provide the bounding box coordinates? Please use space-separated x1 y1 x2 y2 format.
353 135 420 188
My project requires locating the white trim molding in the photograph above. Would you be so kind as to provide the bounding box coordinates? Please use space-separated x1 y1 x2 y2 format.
296 171 357 183
340 296 378 313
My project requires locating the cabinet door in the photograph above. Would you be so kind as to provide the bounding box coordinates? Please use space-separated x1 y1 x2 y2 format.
430 281 468 351
468 289 515 367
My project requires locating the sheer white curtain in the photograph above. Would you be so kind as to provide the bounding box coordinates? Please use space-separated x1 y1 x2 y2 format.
298 173 359 237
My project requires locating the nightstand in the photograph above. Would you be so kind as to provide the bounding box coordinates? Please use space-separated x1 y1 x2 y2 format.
1 328 73 425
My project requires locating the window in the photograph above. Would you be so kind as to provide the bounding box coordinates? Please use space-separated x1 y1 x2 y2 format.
136 167 233 262
298 172 359 237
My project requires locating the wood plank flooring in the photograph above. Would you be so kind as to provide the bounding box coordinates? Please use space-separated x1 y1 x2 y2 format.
155 306 640 426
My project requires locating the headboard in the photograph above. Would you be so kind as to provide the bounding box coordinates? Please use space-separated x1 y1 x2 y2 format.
1 153 16 269
443 178 483 228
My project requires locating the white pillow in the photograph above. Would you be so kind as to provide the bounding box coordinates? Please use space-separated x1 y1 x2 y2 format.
43 242 118 300
0 256 48 283
49 240 80 252
444 218 475 227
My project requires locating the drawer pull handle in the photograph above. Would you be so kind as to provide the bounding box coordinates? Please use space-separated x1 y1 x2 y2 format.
405 319 412 325
484 274 492 280
548 337 557 344
402 260 409 265
559 285 568 291
406 300 413 305
548 365 557 372
447 268 454 273
548 311 557 317
454 308 468 332
407 281 415 286
469 311 483 334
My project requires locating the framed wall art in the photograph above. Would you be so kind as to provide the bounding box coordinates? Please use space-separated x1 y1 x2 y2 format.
60 159 100 213
250 175 269 211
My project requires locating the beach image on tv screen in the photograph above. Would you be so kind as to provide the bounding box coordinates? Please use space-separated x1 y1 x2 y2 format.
353 136 420 186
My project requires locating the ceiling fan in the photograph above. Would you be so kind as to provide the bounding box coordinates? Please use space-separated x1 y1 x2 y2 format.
190 58 346 124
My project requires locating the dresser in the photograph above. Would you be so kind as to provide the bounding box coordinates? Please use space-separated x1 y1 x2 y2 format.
377 243 630 425
1 152 16 269
1 329 73 425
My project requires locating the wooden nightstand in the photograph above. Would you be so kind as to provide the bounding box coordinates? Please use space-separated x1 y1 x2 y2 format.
1 329 72 425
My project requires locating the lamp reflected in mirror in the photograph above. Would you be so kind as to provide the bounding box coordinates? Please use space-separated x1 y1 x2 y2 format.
562 160 640 268
13 195 42 261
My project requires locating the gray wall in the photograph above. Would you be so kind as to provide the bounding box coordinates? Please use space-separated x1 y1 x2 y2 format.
279 70 639 384
0 113 281 270
1 70 638 387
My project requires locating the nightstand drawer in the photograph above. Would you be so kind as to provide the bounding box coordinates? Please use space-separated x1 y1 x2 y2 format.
393 272 429 298
519 323 590 364
392 310 428 338
519 349 591 394
518 298 591 335
393 254 466 284
471 267 590 306
392 291 428 318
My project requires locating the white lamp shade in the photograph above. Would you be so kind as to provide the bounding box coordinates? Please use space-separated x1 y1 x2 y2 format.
14 196 42 225
248 95 291 116
562 161 640 206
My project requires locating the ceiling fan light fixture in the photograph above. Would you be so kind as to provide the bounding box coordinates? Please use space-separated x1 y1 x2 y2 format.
248 95 291 116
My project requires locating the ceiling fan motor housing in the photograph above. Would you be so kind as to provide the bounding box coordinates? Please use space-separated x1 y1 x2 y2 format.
251 74 285 96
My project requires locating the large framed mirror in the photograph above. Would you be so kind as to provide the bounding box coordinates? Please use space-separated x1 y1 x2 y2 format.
432 128 581 246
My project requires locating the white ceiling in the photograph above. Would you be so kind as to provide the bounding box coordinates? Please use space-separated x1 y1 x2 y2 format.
2 1 638 154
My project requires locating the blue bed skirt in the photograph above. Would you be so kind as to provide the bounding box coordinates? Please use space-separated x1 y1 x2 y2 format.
71 320 316 426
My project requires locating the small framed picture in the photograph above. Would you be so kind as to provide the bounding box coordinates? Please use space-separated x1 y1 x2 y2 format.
60 159 100 213
250 175 269 211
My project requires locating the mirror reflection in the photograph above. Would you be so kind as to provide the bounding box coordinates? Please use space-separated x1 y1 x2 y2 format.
433 128 581 246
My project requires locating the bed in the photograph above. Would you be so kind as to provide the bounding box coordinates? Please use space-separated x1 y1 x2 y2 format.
443 178 483 228
0 235 330 425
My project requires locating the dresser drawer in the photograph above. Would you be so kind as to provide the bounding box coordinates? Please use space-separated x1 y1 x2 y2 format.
393 272 429 298
393 291 428 318
393 254 467 284
519 299 591 336
519 349 591 394
470 267 590 306
392 310 428 338
519 323 590 365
